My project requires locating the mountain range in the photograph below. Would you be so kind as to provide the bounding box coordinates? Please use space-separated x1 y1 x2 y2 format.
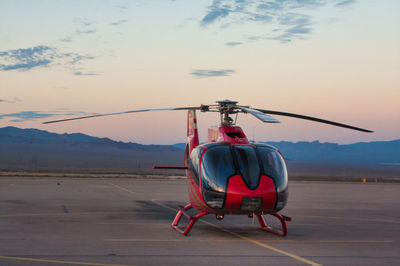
172 139 400 164
0 126 399 177
0 126 182 173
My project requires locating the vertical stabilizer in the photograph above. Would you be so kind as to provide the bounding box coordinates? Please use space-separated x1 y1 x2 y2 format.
187 110 199 153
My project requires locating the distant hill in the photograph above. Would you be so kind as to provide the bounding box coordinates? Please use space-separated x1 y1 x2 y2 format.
264 140 400 164
0 127 183 173
0 126 177 151
0 127 399 177
172 139 400 164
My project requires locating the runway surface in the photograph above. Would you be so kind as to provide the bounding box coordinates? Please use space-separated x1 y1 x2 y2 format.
0 177 399 265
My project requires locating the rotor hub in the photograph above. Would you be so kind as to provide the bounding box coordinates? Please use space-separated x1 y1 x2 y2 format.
216 100 240 126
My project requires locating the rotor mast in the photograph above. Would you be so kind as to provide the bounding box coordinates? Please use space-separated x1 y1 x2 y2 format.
216 99 239 126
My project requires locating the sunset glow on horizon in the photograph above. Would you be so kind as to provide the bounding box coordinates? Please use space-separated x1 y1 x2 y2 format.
1 0 399 144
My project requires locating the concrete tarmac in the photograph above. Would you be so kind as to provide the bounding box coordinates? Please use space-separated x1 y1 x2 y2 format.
0 177 399 266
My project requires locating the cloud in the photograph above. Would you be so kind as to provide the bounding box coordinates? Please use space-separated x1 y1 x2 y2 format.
60 37 73 43
0 111 56 121
67 54 95 65
73 71 97 76
272 13 313 42
0 111 95 122
191 69 236 77
200 0 356 43
225 41 243 47
75 18 94 27
110 19 128 26
115 3 129 11
0 97 21 103
75 29 97 35
201 1 231 26
0 45 95 73
57 17 97 43
59 14 129 44
0 46 54 70
335 0 355 7
1 13 130 74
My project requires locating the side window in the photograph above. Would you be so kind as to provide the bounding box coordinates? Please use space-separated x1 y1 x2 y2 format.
189 147 202 185
257 146 288 193
201 145 235 193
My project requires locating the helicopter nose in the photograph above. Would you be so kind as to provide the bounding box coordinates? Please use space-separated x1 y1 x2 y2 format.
224 175 276 212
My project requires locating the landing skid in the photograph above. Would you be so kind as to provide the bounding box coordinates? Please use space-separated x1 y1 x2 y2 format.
171 204 291 236
171 204 208 236
257 213 292 236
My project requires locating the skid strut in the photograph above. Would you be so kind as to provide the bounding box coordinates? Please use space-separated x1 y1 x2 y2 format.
171 204 208 236
256 213 291 237
171 205 290 236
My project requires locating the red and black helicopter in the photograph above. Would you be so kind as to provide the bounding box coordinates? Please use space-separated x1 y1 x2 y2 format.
44 100 372 236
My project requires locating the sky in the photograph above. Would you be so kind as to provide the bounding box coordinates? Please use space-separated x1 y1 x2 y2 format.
1 0 399 145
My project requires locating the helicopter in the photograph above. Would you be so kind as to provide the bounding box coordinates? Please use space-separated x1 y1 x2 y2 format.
44 99 373 236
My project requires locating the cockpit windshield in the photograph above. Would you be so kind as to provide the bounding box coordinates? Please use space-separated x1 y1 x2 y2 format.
232 145 260 189
200 143 287 189
199 143 288 208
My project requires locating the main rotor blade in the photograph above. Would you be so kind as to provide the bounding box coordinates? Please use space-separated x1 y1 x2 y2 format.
43 107 199 124
254 108 373 133
237 106 280 123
